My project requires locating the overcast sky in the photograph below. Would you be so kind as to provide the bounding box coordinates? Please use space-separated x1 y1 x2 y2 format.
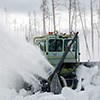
0 0 41 13
0 0 95 14
0 0 97 12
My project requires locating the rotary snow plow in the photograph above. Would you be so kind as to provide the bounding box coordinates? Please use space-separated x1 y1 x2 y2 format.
33 31 100 94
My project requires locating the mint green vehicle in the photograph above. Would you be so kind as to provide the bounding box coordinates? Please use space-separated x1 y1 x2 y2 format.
34 32 80 67
34 32 80 91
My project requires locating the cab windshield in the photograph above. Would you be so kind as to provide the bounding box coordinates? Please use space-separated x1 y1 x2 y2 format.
64 39 76 51
48 39 62 52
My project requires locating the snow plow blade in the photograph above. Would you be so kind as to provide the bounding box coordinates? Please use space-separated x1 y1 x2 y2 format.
62 61 100 68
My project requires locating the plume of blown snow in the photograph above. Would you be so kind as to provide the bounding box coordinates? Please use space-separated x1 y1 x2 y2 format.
0 22 54 92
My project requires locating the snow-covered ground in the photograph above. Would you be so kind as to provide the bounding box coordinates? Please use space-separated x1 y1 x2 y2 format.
0 22 100 100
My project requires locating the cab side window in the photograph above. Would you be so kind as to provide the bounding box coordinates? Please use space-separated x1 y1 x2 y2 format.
38 41 46 52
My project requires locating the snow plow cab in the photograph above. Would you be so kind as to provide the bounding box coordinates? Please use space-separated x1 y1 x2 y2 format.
34 32 80 67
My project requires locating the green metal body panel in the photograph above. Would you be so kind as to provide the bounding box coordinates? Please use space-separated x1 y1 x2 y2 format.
34 33 80 67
